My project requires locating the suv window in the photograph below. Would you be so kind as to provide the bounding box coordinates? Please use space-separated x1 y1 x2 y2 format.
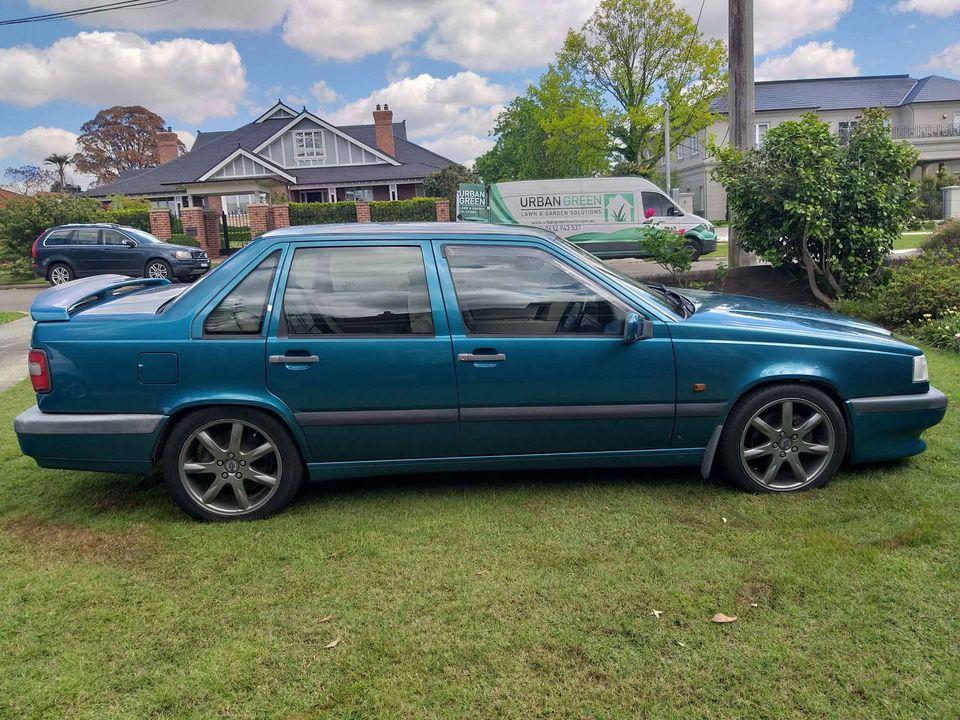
204 251 280 335
444 245 625 336
282 246 433 335
102 229 129 245
75 228 101 246
43 229 74 246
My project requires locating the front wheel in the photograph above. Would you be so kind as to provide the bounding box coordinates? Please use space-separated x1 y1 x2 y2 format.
145 259 173 280
162 408 304 521
718 384 846 493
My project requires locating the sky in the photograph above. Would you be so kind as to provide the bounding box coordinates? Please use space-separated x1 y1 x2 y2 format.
1 0 959 189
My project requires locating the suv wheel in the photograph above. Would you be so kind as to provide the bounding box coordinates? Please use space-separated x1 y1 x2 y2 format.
145 259 173 280
48 263 74 285
162 408 304 521
718 384 846 493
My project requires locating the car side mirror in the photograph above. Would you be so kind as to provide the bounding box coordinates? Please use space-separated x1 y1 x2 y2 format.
623 312 654 343
122 239 136 247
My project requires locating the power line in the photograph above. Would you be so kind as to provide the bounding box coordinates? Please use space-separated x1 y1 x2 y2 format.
0 0 179 27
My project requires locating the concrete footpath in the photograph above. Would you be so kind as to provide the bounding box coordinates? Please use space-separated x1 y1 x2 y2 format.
0 317 33 392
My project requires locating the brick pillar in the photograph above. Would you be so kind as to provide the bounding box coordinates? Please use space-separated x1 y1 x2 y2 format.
248 203 271 239
202 210 223 257
149 209 172 240
435 199 450 222
270 204 290 230
180 207 206 251
356 201 371 223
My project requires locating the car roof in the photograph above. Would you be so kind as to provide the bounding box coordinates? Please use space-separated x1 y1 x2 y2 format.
263 221 557 242
51 223 128 229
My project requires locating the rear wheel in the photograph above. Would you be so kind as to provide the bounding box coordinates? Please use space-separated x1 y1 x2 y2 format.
145 259 173 280
162 407 304 521
718 384 846 493
684 239 703 261
48 263 74 285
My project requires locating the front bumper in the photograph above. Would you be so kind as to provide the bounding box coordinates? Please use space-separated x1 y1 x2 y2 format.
14 405 167 475
173 258 210 280
846 387 948 464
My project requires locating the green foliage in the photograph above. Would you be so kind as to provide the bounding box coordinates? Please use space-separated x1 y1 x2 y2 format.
423 164 477 209
559 0 726 170
914 166 956 221
712 109 918 307
101 207 150 231
642 226 692 284
922 218 960 253
289 201 358 225
903 308 960 351
369 198 437 222
108 194 150 210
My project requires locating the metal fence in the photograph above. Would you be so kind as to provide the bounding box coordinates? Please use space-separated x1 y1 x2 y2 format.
221 210 251 253
891 124 960 140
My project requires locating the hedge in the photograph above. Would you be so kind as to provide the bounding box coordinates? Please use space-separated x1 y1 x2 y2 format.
101 207 151 231
289 201 358 225
370 198 438 222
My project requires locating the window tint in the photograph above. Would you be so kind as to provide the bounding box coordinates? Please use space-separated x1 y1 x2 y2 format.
44 229 74 246
102 230 128 245
444 245 625 336
204 251 280 335
283 246 433 336
641 192 677 217
75 228 101 245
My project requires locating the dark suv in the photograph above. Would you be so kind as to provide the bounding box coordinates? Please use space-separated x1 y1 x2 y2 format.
32 223 210 285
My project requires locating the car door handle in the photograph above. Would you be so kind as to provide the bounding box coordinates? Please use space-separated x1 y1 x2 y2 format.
269 354 320 365
458 353 506 362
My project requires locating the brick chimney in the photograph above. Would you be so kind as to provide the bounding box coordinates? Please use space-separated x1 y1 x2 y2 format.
373 103 395 157
156 127 180 165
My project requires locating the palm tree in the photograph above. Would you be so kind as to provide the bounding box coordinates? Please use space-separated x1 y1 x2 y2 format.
44 153 71 192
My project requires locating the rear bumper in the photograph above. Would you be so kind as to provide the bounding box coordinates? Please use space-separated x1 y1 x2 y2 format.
846 387 948 464
14 405 167 475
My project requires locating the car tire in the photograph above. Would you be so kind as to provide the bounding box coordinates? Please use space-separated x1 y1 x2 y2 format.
48 262 74 285
718 384 847 493
144 258 174 281
684 239 703 262
162 407 304 521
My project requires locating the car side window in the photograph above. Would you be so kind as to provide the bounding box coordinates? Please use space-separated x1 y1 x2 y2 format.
102 230 128 245
282 246 433 336
44 229 74 246
75 228 101 245
204 251 280 336
444 245 625 336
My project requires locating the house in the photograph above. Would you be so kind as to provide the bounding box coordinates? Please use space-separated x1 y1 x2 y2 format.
672 74 960 221
84 101 456 213
0 188 25 205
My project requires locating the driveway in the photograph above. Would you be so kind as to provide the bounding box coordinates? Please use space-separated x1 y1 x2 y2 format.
0 317 33 391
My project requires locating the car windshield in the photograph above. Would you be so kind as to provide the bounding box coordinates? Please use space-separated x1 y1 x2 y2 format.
124 228 165 244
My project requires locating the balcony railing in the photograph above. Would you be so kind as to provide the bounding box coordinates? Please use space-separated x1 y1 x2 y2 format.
891 123 960 140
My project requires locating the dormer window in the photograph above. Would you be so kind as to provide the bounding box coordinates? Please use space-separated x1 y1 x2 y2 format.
294 130 324 160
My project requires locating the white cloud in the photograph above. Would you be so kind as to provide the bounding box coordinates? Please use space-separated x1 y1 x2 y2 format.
311 81 339 105
894 0 960 16
0 126 77 163
328 72 513 164
679 0 853 55
756 42 859 81
423 135 495 165
27 0 288 30
175 130 196 152
922 43 960 75
0 31 247 124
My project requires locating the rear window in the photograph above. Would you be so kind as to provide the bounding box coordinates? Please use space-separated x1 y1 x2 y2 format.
43 229 74 246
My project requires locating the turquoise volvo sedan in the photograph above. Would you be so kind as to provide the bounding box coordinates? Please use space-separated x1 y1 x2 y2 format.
14 223 948 521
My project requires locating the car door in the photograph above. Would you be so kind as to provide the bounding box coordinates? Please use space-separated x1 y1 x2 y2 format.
70 227 104 276
434 239 676 457
265 241 460 463
101 229 142 276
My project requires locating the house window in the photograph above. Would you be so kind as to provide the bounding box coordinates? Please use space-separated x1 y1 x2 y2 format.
755 123 769 148
838 120 858 144
690 134 700 156
294 130 324 160
676 143 683 161
342 187 373 202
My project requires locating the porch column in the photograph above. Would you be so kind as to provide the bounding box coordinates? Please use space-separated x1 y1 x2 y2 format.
248 203 271 239
202 210 223 258
148 209 172 240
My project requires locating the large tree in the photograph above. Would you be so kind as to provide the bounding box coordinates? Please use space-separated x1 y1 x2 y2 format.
559 0 726 170
44 153 71 192
2 165 53 195
74 106 185 185
423 163 479 210
473 66 609 183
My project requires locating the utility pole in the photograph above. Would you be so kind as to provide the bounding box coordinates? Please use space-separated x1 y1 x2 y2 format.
728 0 754 267
664 102 671 195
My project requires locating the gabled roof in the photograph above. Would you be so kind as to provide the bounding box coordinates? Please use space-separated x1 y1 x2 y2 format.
252 110 401 165
710 74 960 114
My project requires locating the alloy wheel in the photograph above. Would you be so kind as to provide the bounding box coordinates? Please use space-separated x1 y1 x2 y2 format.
178 419 282 516
147 262 169 279
50 266 71 284
738 397 836 491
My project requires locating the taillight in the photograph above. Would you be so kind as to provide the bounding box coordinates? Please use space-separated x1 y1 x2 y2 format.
32 230 46 259
28 349 51 393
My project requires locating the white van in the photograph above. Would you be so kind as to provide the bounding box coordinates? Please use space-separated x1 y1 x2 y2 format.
457 177 717 260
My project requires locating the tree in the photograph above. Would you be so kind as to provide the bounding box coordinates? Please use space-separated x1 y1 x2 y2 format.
473 65 609 183
711 109 918 307
74 106 185 185
423 163 479 210
559 0 726 171
44 153 71 192
2 165 53 195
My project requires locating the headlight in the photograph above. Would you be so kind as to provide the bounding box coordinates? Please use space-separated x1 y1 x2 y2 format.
175 250 191 260
912 354 928 383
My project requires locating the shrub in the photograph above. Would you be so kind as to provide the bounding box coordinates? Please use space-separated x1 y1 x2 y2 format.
922 218 960 254
903 308 960 351
289 201 357 225
642 227 692 285
369 198 437 222
101 207 150 231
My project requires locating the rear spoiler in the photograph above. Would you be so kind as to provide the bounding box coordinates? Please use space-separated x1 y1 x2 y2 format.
30 275 171 322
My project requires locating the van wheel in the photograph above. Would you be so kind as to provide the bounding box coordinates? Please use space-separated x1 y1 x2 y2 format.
718 384 846 493
162 407 304 521
684 240 702 261
48 263 74 285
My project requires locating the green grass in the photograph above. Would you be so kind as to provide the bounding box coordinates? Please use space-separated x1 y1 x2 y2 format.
1 349 959 718
703 233 928 261
0 311 25 325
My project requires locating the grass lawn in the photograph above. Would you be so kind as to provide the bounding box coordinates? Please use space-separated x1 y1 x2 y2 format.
703 233 928 261
1 349 959 718
0 311 25 326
